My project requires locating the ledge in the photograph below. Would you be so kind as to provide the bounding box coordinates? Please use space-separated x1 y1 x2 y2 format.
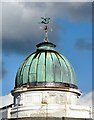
8 117 93 120
11 87 81 96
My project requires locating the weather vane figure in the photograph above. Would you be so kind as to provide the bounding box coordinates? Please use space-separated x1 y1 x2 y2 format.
41 17 50 24
40 17 51 42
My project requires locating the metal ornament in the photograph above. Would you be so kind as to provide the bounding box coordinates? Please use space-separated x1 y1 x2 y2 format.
41 17 50 24
40 17 51 42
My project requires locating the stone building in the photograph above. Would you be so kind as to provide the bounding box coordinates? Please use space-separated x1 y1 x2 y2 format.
1 20 93 120
10 41 92 119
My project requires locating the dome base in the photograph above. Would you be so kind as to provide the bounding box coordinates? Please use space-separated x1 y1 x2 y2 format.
15 82 78 90
11 89 91 119
11 86 81 96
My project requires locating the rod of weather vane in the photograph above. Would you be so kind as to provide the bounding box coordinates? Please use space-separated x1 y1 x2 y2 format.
44 25 48 42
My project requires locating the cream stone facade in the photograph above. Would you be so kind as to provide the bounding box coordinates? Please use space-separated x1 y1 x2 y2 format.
10 87 92 119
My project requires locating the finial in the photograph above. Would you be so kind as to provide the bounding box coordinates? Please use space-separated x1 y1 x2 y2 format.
40 17 50 42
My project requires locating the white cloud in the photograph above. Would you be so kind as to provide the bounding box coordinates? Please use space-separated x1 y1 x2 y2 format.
0 93 13 108
79 91 93 107
79 91 94 118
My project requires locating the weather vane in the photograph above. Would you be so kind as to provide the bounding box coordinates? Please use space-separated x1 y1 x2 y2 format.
40 17 51 42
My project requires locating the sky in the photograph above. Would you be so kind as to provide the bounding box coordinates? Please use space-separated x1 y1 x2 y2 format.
1 2 92 96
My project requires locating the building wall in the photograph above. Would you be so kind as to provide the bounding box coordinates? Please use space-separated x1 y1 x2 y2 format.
0 104 12 120
0 108 7 119
11 90 92 119
0 106 11 120
14 90 79 106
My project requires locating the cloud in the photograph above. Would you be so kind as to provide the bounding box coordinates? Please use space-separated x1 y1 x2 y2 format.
0 60 2 81
75 38 92 51
79 91 93 107
2 62 7 79
0 93 13 108
2 2 92 55
0 60 8 81
79 91 94 118
2 0 94 2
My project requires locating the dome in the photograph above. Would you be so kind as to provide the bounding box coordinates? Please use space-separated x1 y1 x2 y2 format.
15 42 78 89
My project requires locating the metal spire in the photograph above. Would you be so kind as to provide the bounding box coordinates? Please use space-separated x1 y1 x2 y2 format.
40 17 50 42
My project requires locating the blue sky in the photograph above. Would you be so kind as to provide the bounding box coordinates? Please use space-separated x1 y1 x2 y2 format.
2 2 92 96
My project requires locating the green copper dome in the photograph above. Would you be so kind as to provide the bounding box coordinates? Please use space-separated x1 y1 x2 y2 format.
15 42 78 89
